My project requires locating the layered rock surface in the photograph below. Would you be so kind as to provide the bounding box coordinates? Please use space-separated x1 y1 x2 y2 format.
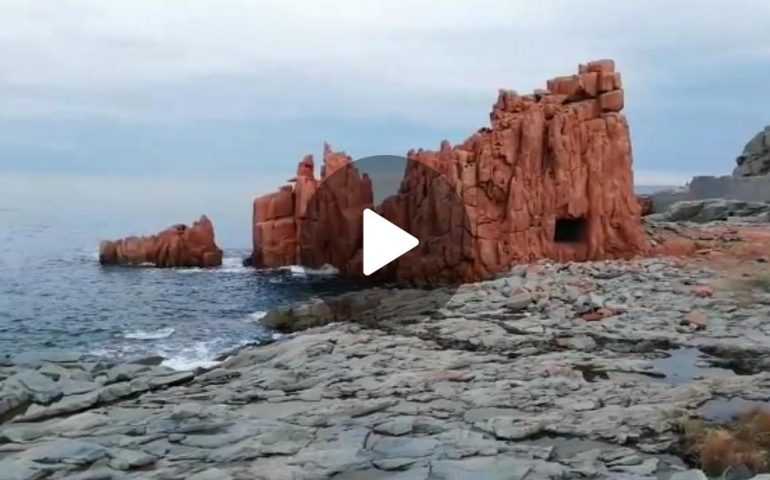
99 216 223 268
734 126 770 177
250 59 646 283
4 256 770 478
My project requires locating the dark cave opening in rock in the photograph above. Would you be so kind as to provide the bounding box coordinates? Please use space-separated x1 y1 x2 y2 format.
554 217 587 243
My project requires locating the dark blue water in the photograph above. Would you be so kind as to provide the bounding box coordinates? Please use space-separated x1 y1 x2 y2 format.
0 174 338 369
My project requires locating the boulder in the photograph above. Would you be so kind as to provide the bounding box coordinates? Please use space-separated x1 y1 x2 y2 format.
99 216 223 268
734 126 770 177
249 60 646 283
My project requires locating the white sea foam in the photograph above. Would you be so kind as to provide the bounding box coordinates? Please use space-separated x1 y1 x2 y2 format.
248 311 267 322
176 267 203 274
159 342 220 371
124 327 175 340
219 257 249 273
176 257 248 274
162 355 219 371
286 264 339 276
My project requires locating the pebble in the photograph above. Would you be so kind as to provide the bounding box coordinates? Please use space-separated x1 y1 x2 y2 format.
506 288 533 311
681 310 708 330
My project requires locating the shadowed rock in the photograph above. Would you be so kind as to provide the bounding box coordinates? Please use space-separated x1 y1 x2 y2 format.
99 215 223 268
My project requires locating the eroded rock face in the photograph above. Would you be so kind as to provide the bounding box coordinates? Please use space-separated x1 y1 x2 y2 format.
99 216 223 268
251 59 646 282
734 126 770 177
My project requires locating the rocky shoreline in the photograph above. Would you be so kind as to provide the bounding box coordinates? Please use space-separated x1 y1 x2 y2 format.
3 227 770 479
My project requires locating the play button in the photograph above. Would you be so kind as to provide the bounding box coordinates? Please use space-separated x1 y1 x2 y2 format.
363 209 419 276
295 154 471 320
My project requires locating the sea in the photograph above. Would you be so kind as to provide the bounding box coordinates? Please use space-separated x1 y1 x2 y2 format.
0 175 676 370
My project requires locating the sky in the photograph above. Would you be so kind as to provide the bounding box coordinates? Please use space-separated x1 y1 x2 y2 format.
1 0 770 187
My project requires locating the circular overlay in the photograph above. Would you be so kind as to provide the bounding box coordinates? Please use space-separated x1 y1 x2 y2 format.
295 154 472 321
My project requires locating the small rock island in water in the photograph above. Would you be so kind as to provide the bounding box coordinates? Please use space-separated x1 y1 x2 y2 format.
99 215 223 268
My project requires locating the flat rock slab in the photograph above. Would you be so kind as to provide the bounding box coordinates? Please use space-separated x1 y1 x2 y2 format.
12 350 82 367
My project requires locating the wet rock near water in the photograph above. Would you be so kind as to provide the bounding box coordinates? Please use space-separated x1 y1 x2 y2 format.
3 257 770 478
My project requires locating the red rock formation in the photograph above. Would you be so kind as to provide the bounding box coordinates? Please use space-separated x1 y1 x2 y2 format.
99 215 223 268
251 144 373 268
380 59 643 282
250 59 646 283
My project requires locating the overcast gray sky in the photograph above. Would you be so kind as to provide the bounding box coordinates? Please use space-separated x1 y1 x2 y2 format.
1 0 769 186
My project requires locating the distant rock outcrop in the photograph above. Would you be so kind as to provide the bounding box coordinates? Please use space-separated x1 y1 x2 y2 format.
250 59 646 283
734 126 770 177
99 216 223 268
647 199 770 223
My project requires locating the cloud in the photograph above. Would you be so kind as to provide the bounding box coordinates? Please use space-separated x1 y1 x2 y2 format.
1 0 768 123
0 0 769 180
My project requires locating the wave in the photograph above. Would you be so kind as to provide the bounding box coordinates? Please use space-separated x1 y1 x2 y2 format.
219 257 249 273
162 355 220 371
158 259 339 277
124 327 175 340
158 341 230 371
284 264 340 276
88 344 144 359
248 310 267 322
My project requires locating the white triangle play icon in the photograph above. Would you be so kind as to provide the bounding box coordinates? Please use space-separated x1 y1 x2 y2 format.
363 209 419 276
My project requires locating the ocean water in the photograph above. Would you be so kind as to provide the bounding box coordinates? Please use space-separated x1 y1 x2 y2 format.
0 174 675 369
0 174 342 370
